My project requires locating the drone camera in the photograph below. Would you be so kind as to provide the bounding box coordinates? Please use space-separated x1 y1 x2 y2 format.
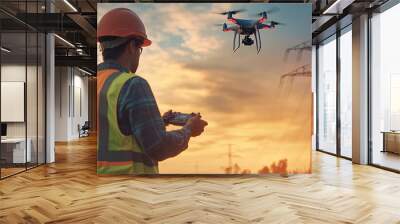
242 36 254 46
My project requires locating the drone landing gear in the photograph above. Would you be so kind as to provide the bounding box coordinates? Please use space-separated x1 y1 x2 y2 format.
254 26 262 54
232 30 262 54
233 30 240 53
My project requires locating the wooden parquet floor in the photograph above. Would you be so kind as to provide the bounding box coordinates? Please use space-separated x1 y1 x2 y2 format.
1 135 400 224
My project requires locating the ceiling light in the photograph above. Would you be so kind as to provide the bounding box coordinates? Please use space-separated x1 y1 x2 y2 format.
78 67 93 76
76 48 85 55
63 0 78 12
323 0 342 15
1 47 11 53
323 0 355 15
54 34 75 48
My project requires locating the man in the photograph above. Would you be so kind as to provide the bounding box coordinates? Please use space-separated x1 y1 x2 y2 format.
97 8 208 174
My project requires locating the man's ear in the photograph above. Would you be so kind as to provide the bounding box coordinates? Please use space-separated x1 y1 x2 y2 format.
127 41 135 55
129 41 139 55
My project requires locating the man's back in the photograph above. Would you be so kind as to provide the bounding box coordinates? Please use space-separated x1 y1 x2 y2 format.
97 63 159 174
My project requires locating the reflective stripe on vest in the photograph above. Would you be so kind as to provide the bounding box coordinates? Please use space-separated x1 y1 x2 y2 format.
97 69 159 174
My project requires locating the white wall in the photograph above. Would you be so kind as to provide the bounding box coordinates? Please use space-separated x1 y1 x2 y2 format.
1 63 46 164
72 73 89 138
1 65 26 140
54 67 89 141
1 65 37 138
55 67 69 141
1 65 25 82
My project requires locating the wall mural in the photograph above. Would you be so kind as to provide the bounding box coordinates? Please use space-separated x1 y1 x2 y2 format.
97 3 312 175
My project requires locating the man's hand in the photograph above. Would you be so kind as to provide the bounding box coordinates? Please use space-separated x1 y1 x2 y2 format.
162 110 173 125
184 113 208 137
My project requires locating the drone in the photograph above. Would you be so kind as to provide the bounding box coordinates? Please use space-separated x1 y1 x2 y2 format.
216 8 284 54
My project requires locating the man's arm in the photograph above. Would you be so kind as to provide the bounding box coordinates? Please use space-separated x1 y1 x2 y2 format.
118 76 191 161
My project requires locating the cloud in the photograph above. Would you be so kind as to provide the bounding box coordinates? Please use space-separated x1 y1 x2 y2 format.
126 3 231 57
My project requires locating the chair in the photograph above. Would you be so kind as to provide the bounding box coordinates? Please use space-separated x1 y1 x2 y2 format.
79 121 90 138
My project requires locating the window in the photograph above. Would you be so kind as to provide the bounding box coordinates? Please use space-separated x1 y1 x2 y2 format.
339 26 352 158
0 1 47 179
390 74 400 131
371 3 400 171
317 35 337 154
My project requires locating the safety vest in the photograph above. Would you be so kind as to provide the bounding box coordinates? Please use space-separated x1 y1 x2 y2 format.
97 68 159 175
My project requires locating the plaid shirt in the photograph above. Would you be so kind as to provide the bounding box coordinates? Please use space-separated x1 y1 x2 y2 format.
98 61 191 162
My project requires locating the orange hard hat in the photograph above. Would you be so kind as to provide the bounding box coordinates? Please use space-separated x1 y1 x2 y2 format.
97 8 151 47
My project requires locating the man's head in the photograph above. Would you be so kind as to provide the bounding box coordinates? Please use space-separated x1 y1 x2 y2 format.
99 36 144 72
97 8 151 72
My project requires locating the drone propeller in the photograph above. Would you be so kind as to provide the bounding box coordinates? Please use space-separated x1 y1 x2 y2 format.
216 9 246 15
270 21 285 26
253 7 280 17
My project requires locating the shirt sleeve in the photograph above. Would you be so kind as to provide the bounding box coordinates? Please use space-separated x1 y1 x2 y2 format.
118 76 192 162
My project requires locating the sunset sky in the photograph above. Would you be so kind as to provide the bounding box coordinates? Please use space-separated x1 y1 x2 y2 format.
98 3 312 174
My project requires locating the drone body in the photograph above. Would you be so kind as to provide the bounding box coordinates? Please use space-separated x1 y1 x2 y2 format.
217 9 283 54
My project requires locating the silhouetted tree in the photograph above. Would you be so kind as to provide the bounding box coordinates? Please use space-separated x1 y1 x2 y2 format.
258 166 270 174
258 159 288 174
272 159 288 174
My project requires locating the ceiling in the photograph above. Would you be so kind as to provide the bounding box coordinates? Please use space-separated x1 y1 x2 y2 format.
0 0 97 74
311 0 390 43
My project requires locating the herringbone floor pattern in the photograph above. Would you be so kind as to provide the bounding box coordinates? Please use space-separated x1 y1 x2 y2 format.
1 135 400 223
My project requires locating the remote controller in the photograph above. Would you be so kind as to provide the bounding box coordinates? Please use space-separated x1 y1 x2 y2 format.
163 112 196 126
